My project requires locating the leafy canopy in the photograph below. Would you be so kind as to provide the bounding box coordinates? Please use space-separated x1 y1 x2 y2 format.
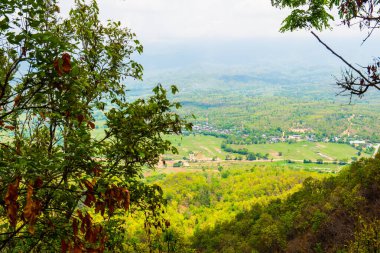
0 0 190 252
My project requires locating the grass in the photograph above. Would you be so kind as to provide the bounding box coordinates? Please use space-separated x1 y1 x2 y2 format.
230 141 368 161
163 134 367 162
164 134 229 159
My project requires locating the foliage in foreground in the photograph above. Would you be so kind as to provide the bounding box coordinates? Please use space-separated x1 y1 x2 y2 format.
0 0 189 251
192 155 380 252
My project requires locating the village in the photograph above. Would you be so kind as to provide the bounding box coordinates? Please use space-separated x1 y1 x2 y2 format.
191 123 375 150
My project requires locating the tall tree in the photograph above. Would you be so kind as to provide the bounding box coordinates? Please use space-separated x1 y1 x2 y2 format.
272 0 380 98
0 0 190 251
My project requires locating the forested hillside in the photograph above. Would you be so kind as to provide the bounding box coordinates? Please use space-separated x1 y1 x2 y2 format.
192 155 380 252
123 162 330 252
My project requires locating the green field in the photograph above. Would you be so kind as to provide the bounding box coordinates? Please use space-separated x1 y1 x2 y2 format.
164 134 367 162
165 134 229 159
230 141 367 161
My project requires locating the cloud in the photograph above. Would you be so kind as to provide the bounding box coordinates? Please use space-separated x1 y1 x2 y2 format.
60 0 296 43
59 0 377 44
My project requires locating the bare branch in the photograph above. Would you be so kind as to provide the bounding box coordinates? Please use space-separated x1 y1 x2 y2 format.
311 31 370 83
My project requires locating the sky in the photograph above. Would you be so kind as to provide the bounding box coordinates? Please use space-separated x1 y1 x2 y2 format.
93 0 290 42
59 0 379 72
60 0 369 43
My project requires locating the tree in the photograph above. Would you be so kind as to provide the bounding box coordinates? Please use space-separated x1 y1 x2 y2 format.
0 0 190 251
272 0 380 99
247 153 257 161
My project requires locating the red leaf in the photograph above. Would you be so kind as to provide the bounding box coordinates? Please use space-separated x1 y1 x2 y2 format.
23 184 34 219
4 177 21 227
76 114 85 125
123 189 130 211
62 53 71 73
83 180 94 191
54 59 63 76
33 177 43 189
87 121 95 129
14 95 21 106
72 219 79 236
73 244 82 253
84 193 96 207
4 125 15 131
61 239 68 253
39 111 46 120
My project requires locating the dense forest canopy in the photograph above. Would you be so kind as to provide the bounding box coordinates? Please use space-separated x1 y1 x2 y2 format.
192 154 380 252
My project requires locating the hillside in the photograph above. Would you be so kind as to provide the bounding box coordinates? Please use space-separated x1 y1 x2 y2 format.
192 155 380 252
124 162 331 252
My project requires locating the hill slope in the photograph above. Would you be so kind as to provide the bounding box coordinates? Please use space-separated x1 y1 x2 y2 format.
192 154 380 252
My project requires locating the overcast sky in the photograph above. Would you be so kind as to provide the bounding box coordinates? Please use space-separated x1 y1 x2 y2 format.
59 0 379 73
60 0 372 44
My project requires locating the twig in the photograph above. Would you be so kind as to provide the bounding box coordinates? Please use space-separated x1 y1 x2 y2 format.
310 31 371 84
361 20 379 45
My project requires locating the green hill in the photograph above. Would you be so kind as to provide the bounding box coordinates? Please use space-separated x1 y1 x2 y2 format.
192 155 380 252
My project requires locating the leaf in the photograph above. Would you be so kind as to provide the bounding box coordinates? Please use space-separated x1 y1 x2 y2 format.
23 183 42 234
61 240 69 253
87 121 95 129
33 177 43 188
62 53 71 73
83 180 94 191
4 177 21 227
23 184 34 219
72 219 79 236
14 94 21 106
4 125 15 131
171 85 179 94
84 193 96 207
39 111 46 120
73 244 82 253
53 58 62 76
123 189 130 211
76 114 85 125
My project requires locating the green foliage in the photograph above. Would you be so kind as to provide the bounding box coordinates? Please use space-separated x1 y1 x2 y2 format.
278 5 334 32
192 155 380 252
272 0 380 33
124 163 327 251
173 161 183 167
0 0 189 251
181 91 380 142
347 218 380 252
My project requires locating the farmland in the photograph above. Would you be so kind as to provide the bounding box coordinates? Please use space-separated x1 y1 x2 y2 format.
163 134 367 162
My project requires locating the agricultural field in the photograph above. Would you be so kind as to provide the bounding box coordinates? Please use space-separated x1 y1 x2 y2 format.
164 134 367 162
229 141 368 161
164 134 229 160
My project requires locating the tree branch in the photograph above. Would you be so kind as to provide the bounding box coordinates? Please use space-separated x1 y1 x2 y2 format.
310 31 371 83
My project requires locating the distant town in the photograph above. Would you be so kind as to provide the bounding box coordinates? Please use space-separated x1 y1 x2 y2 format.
190 123 376 153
